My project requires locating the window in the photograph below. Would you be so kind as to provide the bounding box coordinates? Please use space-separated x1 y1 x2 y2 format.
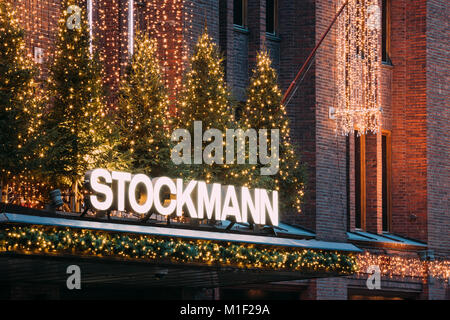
266 0 278 34
234 0 247 27
382 0 391 63
382 131 391 231
354 131 366 229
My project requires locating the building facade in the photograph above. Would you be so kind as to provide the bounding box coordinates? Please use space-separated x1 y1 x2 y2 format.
3 0 449 299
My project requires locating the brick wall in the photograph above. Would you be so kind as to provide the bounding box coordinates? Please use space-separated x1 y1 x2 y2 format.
390 0 428 242
219 0 234 84
315 277 347 300
231 29 249 102
298 278 348 300
247 0 266 72
419 277 448 300
314 0 347 241
187 0 220 49
278 0 317 230
426 0 450 257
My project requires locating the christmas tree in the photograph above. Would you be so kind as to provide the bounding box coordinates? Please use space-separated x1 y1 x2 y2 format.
240 50 306 213
0 2 41 203
116 31 172 177
176 29 234 184
40 1 116 209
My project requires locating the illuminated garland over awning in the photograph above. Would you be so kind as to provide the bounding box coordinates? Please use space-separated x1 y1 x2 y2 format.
336 0 382 135
0 225 357 274
356 251 450 282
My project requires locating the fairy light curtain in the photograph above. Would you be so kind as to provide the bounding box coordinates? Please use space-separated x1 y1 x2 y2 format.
336 0 382 136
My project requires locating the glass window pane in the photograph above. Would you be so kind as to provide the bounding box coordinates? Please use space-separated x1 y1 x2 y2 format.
355 131 362 229
234 0 243 26
382 134 389 231
266 0 275 34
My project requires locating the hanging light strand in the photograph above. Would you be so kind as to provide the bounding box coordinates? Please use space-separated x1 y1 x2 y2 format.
336 0 382 136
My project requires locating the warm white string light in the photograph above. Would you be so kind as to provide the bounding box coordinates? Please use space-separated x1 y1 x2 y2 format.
357 252 450 283
87 0 93 54
142 0 188 111
336 0 382 136
128 0 134 57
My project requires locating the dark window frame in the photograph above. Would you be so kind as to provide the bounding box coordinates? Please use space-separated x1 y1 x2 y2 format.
354 131 366 230
233 0 248 28
382 0 392 64
266 0 278 35
382 130 392 232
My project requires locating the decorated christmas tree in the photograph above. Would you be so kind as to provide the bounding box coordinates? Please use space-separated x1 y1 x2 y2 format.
176 29 235 184
116 31 172 177
0 2 41 203
40 2 117 209
240 50 306 213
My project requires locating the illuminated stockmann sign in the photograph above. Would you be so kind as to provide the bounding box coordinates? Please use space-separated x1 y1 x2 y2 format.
86 169 279 226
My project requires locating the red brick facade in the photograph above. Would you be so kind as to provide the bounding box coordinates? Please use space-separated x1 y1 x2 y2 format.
426 0 450 260
390 0 428 244
6 0 449 299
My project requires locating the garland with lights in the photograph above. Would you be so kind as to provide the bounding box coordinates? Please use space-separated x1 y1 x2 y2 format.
0 225 357 274
356 251 450 282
